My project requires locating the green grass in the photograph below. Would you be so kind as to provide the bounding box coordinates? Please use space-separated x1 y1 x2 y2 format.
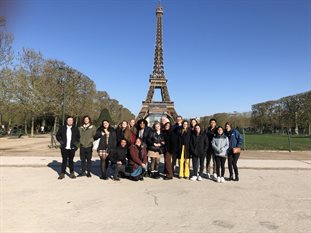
243 134 311 151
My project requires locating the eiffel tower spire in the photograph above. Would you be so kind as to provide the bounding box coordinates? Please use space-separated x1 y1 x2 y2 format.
137 3 178 122
152 3 165 77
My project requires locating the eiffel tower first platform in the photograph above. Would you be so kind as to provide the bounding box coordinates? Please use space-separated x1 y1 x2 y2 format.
137 3 178 123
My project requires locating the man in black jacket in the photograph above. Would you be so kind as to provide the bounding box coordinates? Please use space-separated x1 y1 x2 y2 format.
56 116 80 179
204 118 217 179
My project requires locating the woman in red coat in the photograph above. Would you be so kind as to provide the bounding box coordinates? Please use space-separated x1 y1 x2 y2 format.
129 137 148 181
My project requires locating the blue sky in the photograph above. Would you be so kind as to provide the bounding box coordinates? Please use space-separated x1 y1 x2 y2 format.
2 0 311 118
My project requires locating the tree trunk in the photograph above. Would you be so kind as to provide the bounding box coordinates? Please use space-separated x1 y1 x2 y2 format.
24 119 28 135
309 123 311 136
31 116 34 137
75 116 79 126
53 116 58 135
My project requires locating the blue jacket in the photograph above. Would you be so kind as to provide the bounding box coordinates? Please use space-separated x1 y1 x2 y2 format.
225 129 243 149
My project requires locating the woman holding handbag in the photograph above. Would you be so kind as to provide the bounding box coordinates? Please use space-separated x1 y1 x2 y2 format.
94 120 116 180
225 122 244 181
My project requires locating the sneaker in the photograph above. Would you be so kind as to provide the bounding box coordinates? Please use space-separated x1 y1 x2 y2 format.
197 176 202 181
217 177 221 183
221 177 225 183
69 173 76 179
113 177 120 181
229 176 234 181
206 173 211 179
86 172 92 178
163 176 172 180
235 176 239 181
213 173 217 179
58 173 65 179
190 176 197 181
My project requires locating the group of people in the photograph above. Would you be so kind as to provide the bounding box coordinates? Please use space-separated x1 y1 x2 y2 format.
56 115 243 183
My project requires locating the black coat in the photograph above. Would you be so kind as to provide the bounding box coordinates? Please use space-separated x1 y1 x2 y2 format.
136 126 152 145
176 129 191 159
171 124 181 156
147 130 165 153
163 129 174 154
56 125 80 150
94 127 117 153
109 146 128 165
190 133 209 157
204 126 217 152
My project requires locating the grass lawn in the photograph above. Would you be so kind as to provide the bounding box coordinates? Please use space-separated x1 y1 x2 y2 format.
243 134 311 151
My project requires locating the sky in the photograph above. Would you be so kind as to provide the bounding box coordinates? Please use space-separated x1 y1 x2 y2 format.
2 0 311 118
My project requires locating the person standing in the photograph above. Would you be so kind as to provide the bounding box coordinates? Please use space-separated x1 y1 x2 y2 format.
56 116 80 179
211 126 229 183
129 119 137 145
136 119 152 145
78 115 96 178
225 122 243 181
190 118 198 133
94 120 116 180
204 118 218 179
116 120 132 145
190 124 209 181
171 115 183 174
177 120 191 179
147 121 165 179
162 122 173 180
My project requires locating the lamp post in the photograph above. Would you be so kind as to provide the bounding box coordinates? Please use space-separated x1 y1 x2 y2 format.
58 67 66 125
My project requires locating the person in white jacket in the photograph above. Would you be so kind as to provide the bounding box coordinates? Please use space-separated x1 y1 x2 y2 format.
211 126 229 183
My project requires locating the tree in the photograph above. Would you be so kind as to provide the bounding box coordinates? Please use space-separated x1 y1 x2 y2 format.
96 108 113 127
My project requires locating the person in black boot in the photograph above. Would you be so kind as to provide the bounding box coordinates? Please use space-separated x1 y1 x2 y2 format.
78 115 96 178
56 116 80 179
94 120 116 180
225 122 243 182
147 121 165 179
109 139 129 181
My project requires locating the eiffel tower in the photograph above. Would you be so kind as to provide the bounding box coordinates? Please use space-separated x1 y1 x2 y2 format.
137 3 178 122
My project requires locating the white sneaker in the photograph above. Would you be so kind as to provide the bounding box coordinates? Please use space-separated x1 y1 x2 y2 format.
213 173 217 179
221 177 225 183
217 177 221 183
206 173 211 179
197 176 202 181
190 176 197 181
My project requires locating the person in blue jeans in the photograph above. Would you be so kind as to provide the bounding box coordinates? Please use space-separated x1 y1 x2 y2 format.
224 122 244 181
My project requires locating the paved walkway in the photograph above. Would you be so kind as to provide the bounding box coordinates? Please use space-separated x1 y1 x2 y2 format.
1 136 311 232
1 156 310 170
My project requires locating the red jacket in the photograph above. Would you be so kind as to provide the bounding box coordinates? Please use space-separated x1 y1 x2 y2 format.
129 144 147 169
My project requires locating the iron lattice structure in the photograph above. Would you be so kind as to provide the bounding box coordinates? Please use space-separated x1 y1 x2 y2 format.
137 4 178 121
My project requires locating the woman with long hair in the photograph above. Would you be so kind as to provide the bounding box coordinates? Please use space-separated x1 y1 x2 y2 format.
116 120 132 145
163 122 174 180
147 121 165 179
190 124 209 181
177 120 191 179
94 120 116 180
224 122 243 181
129 137 148 181
211 126 229 183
